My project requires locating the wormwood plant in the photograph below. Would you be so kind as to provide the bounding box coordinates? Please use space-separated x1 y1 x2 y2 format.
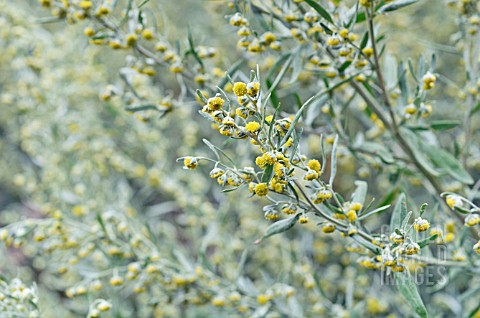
0 0 479 317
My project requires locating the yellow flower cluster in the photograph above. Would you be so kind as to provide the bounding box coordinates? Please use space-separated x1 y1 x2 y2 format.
229 13 281 52
413 217 430 232
422 72 437 90
183 157 198 170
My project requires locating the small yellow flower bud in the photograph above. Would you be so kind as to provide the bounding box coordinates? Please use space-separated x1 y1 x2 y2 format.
183 157 198 170
208 96 225 111
403 242 420 255
170 63 184 74
98 6 110 15
392 265 405 272
245 121 261 133
84 27 95 37
359 0 372 7
78 1 93 10
404 104 417 115
255 183 269 196
304 169 319 181
465 214 480 227
299 214 309 224
390 232 405 244
247 82 260 97
126 33 138 46
444 232 455 243
262 32 276 44
307 159 321 172
233 82 247 96
40 0 51 7
339 29 349 39
326 36 341 47
141 29 154 40
346 210 357 222
322 223 336 233
362 47 374 58
446 195 461 209
473 241 480 254
109 276 124 286
97 300 112 312
350 202 363 211
212 296 226 307
257 294 270 305
422 72 436 90
413 217 430 232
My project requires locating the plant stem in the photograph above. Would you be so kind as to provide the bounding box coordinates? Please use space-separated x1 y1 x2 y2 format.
366 6 395 125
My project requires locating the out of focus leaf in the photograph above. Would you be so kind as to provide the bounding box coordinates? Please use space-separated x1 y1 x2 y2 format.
125 105 159 112
329 135 339 186
419 203 428 216
423 143 473 184
218 59 244 89
266 53 293 97
360 141 395 164
259 214 300 242
304 0 334 24
472 101 480 114
430 120 460 131
360 31 369 50
399 127 439 177
379 0 419 14
290 49 303 83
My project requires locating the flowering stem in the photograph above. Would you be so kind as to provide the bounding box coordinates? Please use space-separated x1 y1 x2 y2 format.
292 180 376 243
366 6 396 125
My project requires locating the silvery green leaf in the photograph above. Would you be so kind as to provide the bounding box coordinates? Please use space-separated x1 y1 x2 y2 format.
390 193 407 231
395 270 429 318
379 0 419 14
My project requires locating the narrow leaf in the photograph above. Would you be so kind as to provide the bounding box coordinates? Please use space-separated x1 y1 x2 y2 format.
352 180 368 206
430 120 460 131
290 50 303 83
471 101 480 114
259 214 300 241
266 54 294 97
418 234 438 248
357 205 391 221
379 0 419 14
329 135 339 186
338 60 352 74
218 59 244 89
304 0 334 24
187 27 204 69
395 270 429 318
360 31 369 50
390 193 407 231
262 164 274 183
419 203 428 216
138 0 150 8
202 139 220 160
125 105 159 112
196 89 208 103
399 128 439 177
423 143 474 184
401 211 413 230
